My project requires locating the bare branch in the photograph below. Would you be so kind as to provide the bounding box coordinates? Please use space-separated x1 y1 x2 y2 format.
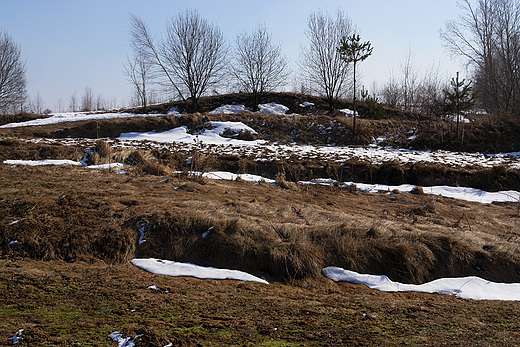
299 9 354 111
0 31 27 114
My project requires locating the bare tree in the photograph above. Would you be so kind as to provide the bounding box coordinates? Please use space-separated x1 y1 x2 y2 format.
129 10 228 111
81 87 94 112
232 24 291 110
32 92 44 114
123 48 154 109
129 15 184 102
415 63 449 116
400 50 418 111
54 98 63 113
161 9 228 109
379 74 401 108
95 94 105 111
441 0 520 115
299 9 354 111
0 31 27 114
69 91 78 112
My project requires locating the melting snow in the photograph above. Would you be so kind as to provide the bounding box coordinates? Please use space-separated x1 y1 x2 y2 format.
3 159 81 166
0 112 161 128
323 267 520 301
131 258 269 284
209 104 247 114
257 102 289 115
118 121 262 146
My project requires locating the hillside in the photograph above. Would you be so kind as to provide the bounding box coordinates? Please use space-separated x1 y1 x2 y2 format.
2 92 520 345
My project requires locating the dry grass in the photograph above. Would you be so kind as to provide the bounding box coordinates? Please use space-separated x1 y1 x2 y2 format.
3 258 520 346
2 165 520 285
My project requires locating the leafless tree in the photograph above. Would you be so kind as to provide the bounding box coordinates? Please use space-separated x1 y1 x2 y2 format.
441 0 520 115
81 87 94 112
129 10 228 111
0 31 27 114
32 93 44 114
124 49 154 109
379 75 401 108
54 98 63 113
232 24 290 110
415 64 449 115
129 15 184 102
161 9 228 109
299 9 354 111
69 91 78 112
95 94 105 111
399 50 418 111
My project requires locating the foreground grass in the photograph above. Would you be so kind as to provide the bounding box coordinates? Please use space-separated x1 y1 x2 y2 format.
1 164 520 345
1 259 520 346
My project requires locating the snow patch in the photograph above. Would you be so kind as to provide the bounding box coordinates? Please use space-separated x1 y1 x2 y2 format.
0 112 162 128
340 108 358 117
4 159 81 166
257 102 289 115
109 332 141 347
131 258 269 284
209 104 247 114
323 267 520 301
118 122 263 146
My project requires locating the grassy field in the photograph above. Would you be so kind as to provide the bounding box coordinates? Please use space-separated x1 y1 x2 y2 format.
2 258 520 346
1 164 520 345
2 93 520 345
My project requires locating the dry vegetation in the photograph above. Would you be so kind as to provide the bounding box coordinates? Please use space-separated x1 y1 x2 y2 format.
2 93 520 345
1 165 520 345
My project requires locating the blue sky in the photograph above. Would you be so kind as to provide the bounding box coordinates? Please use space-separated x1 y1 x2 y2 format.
2 0 465 110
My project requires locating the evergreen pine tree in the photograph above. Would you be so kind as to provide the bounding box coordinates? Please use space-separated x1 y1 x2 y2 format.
338 34 373 136
443 72 477 139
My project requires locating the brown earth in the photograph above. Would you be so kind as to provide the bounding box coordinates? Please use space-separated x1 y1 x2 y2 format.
2 258 520 346
2 94 520 345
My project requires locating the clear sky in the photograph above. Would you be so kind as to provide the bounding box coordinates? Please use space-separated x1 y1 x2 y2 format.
1 0 467 111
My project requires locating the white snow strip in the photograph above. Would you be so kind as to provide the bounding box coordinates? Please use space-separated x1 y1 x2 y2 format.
3 159 82 166
131 258 269 284
118 122 263 146
322 267 520 301
87 163 125 169
335 181 520 204
203 171 275 183
0 112 162 128
3 159 126 170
